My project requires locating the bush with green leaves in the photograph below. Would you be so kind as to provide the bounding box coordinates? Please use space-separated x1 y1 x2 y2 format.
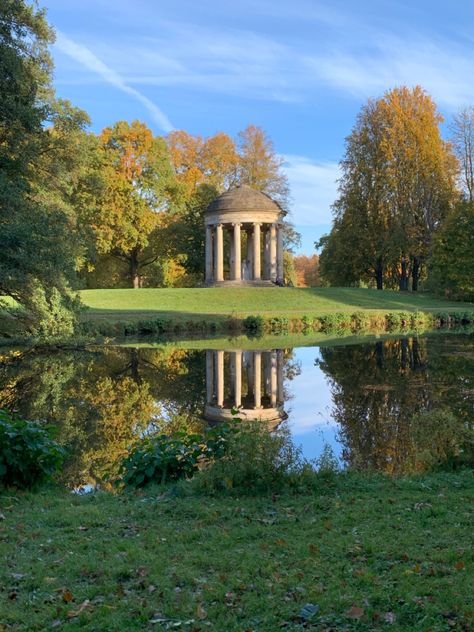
409 409 474 472
243 315 265 334
266 316 289 334
119 424 238 488
189 421 316 495
350 311 372 332
319 312 351 333
0 410 65 488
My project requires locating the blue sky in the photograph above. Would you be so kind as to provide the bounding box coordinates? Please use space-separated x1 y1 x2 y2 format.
45 0 474 253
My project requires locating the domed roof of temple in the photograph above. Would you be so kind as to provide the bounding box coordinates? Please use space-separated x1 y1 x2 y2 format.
206 184 286 215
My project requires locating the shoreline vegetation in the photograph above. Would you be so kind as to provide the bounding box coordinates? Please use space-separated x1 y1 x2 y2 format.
2 287 474 346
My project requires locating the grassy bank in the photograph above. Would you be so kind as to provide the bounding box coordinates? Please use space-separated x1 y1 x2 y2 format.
77 287 474 340
81 287 474 320
1 471 473 631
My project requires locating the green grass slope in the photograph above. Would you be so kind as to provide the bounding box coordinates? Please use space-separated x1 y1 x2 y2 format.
81 287 474 322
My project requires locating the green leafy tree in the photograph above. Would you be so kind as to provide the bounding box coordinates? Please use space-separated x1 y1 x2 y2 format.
84 120 179 288
0 1 89 338
430 200 474 300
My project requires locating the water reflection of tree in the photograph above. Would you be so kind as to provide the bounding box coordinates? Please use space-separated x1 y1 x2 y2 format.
317 336 474 473
0 347 207 486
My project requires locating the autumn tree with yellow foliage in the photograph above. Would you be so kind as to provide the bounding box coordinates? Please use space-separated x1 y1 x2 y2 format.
82 120 179 288
319 86 459 290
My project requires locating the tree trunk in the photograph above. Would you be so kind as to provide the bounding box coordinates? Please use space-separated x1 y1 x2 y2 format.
375 341 384 368
400 338 408 370
129 348 141 383
129 251 140 289
399 257 409 291
412 256 420 291
376 258 383 290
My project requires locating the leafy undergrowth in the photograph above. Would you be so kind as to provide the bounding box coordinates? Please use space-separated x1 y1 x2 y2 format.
0 471 473 631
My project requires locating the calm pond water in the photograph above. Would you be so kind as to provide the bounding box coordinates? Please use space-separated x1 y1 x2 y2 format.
1 332 473 486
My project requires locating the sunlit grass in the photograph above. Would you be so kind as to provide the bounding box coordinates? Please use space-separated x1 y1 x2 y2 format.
80 287 474 322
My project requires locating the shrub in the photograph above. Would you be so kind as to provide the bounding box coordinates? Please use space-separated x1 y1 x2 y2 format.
410 409 474 472
314 443 340 476
351 311 372 332
435 311 452 326
119 424 237 488
266 316 289 334
300 315 313 333
190 421 312 495
123 322 138 336
243 315 264 334
319 313 351 333
386 311 404 330
0 410 65 489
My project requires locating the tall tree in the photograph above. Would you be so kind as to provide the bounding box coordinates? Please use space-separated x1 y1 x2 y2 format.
319 99 394 289
450 106 474 201
293 254 320 287
166 130 204 199
379 86 458 290
0 0 89 337
318 86 458 291
429 200 474 300
86 121 179 288
200 132 239 191
237 124 290 210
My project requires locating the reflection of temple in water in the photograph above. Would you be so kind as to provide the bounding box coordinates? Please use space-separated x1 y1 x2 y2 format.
204 350 287 428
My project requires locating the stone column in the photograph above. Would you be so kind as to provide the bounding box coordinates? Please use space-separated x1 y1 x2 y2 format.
233 223 241 281
206 350 214 403
205 225 213 283
263 228 270 279
229 229 234 278
253 223 261 280
270 224 277 282
215 223 224 282
277 349 284 404
263 351 270 397
270 350 278 407
276 224 284 282
246 350 254 399
234 350 242 408
216 350 224 407
247 230 254 280
254 351 262 408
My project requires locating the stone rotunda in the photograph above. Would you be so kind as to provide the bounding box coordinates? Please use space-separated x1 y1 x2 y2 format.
203 349 287 430
204 185 286 286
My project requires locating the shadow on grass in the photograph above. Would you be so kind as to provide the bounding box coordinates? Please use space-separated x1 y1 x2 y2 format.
301 288 474 310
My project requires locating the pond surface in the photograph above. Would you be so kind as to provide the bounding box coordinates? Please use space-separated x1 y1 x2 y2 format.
1 332 473 486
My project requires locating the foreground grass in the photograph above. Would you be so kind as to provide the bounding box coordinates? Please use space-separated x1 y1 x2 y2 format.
80 287 474 322
1 471 473 631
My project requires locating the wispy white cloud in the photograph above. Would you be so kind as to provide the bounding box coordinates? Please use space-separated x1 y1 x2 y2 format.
306 33 474 109
57 14 474 113
51 2 474 135
104 23 299 103
54 32 174 132
283 155 340 226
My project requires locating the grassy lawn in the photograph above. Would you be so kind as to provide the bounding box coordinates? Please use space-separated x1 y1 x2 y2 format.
80 287 474 323
1 471 473 631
